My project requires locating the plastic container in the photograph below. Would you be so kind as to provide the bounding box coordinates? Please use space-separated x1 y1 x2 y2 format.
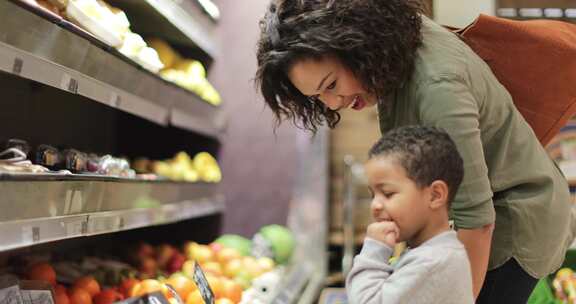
66 0 122 47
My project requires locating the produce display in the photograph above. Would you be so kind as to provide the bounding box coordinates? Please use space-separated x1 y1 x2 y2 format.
149 38 222 106
553 267 576 303
17 0 222 106
133 152 222 183
1 226 295 304
0 139 221 183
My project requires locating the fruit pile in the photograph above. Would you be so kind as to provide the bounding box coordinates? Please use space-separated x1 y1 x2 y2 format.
9 226 294 304
133 152 222 183
18 0 222 106
149 39 222 106
553 267 576 303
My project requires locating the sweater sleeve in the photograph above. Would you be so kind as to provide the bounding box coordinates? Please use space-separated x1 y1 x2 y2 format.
346 238 441 304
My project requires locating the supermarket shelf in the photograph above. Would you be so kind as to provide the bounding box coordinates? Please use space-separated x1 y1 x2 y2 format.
108 0 219 59
0 0 225 139
0 197 224 252
0 173 221 221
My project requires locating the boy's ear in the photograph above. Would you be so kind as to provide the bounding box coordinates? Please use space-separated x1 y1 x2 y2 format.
429 180 449 210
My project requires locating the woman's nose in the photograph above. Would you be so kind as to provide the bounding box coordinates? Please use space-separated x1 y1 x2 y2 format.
319 92 343 110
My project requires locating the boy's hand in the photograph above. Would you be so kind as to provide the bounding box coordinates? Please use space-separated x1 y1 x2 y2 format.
367 221 399 248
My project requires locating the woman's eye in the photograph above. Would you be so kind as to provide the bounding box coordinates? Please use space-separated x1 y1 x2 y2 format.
326 81 336 90
384 192 395 198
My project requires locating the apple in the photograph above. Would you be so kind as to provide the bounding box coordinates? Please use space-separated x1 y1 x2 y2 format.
209 242 223 254
256 257 275 273
93 289 123 304
200 261 223 276
130 279 170 299
223 259 243 278
182 260 195 278
190 244 215 263
216 248 242 265
242 256 263 279
138 257 158 278
167 253 186 274
137 242 155 259
156 244 177 269
118 278 139 299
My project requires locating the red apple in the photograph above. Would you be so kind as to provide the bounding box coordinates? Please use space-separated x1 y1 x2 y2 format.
167 253 186 274
209 242 223 254
216 248 242 265
156 244 177 269
93 289 123 304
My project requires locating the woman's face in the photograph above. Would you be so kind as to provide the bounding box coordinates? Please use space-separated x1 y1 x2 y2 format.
288 56 377 111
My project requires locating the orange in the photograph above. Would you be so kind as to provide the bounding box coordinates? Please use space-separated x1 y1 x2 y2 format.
130 279 169 298
68 288 92 304
73 276 101 297
54 285 70 304
221 279 242 303
186 290 203 304
165 275 196 300
27 262 56 286
215 298 235 304
205 275 223 299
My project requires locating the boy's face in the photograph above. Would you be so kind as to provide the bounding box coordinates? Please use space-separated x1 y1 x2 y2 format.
365 155 431 245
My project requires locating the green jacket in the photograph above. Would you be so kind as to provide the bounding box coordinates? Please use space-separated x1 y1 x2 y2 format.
378 16 576 278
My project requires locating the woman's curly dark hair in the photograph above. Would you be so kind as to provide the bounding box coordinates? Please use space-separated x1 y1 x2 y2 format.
255 0 424 132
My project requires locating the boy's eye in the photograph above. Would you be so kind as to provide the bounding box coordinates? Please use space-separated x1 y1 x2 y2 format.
383 192 395 198
326 81 336 90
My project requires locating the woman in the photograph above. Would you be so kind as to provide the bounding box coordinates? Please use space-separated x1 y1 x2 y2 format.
255 0 576 303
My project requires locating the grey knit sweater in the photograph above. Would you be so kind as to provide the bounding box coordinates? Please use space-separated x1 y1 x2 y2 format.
346 230 474 304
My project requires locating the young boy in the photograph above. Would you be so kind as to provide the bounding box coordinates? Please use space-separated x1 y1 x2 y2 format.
346 126 474 304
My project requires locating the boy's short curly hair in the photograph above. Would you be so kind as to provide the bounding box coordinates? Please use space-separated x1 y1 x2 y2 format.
255 0 423 132
369 126 464 204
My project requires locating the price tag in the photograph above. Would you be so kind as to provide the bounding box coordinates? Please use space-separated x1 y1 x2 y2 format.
60 73 78 94
109 92 121 108
66 219 86 237
192 263 215 304
0 284 23 304
12 58 23 76
22 227 40 244
20 290 54 304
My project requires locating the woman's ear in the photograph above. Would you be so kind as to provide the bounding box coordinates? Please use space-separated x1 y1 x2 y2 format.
429 180 449 210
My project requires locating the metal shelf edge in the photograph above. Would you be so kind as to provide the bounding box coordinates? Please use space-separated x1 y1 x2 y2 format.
0 197 224 252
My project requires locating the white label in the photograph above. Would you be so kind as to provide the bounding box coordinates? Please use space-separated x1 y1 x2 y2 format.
544 8 564 18
60 73 78 94
497 8 517 18
519 8 543 18
66 220 86 237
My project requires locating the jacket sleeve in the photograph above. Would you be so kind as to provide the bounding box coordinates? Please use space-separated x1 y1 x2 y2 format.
417 75 496 229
